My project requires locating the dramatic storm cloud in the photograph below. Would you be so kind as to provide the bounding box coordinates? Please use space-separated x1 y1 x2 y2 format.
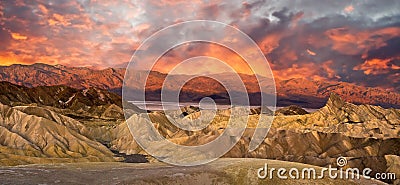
0 0 399 90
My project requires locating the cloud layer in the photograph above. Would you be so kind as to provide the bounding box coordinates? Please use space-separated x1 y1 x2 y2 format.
0 0 399 90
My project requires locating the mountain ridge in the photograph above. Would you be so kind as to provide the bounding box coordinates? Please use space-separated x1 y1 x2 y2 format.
0 63 399 108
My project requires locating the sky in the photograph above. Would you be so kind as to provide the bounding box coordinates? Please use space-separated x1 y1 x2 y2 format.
0 0 399 90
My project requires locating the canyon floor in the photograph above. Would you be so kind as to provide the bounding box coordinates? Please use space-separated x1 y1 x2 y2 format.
0 158 386 185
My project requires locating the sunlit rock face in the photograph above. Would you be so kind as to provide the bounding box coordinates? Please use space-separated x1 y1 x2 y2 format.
110 93 399 183
0 103 117 166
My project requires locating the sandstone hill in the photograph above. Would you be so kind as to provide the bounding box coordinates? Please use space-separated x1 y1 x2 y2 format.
110 94 400 184
0 103 117 166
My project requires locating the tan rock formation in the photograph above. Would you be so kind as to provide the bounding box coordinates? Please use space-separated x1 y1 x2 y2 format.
0 103 117 166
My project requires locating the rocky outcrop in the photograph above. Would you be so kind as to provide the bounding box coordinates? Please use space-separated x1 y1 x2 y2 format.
273 93 400 138
275 105 309 115
0 81 128 119
226 128 399 180
13 105 91 137
0 103 117 166
109 94 399 183
112 93 400 151
110 116 399 179
385 155 400 185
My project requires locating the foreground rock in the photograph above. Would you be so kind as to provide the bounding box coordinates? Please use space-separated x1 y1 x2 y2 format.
0 103 117 166
273 93 400 138
110 94 400 183
0 158 385 185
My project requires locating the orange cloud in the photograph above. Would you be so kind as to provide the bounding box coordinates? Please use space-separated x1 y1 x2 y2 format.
11 32 28 40
306 49 316 56
326 27 400 56
38 4 49 15
0 52 21 66
271 59 342 81
48 13 71 26
322 60 340 79
353 58 400 75
272 63 323 81
258 32 286 54
344 5 354 13
151 42 256 75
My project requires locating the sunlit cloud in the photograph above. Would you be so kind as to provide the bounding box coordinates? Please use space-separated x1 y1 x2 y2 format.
353 58 400 75
11 32 28 40
0 0 399 90
344 5 354 13
306 49 316 56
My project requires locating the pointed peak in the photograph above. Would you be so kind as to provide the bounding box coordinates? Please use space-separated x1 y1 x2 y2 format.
326 93 345 109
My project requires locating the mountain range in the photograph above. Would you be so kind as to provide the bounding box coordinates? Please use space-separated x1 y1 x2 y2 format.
0 63 399 108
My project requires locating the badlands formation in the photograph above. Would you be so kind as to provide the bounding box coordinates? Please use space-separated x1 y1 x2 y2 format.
0 81 399 183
